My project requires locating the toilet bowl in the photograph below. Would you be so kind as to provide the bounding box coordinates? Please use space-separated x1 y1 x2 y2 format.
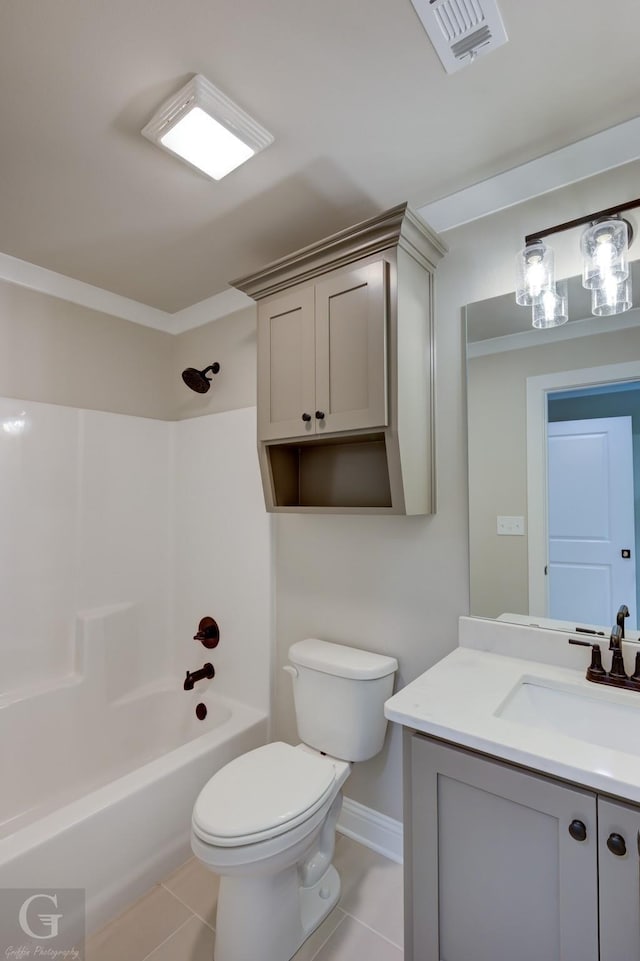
192 742 350 961
191 638 397 961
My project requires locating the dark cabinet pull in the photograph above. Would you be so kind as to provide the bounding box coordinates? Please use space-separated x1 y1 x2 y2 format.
301 413 312 422
569 820 587 842
315 410 325 420
607 833 627 856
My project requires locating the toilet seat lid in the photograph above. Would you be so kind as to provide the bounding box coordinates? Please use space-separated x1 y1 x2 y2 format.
192 742 337 846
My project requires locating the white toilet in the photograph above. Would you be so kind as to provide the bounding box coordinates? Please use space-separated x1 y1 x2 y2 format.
191 637 398 961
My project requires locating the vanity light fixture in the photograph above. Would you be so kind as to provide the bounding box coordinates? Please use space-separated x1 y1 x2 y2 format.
142 75 274 181
516 197 640 325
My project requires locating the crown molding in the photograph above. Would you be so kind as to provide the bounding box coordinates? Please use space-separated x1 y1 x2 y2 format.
0 250 252 335
170 287 254 332
0 251 173 331
230 203 447 301
419 115 640 233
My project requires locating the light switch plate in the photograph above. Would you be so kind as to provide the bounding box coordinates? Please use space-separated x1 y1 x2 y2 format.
497 515 525 535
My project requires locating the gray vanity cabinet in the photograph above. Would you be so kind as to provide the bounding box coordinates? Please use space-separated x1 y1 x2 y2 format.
407 733 640 960
407 734 599 961
598 797 640 960
256 258 388 442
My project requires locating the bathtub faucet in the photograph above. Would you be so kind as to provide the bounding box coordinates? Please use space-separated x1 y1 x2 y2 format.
184 662 215 691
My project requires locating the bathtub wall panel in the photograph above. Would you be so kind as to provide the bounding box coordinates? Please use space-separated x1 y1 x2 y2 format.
0 399 172 693
78 410 173 681
0 398 80 691
172 407 273 715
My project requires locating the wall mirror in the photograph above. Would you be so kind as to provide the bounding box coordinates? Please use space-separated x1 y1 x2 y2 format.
466 260 640 636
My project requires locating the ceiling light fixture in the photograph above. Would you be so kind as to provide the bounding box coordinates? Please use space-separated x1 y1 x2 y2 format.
515 198 640 326
142 75 273 181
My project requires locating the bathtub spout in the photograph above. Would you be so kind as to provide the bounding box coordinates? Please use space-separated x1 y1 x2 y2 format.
184 663 215 690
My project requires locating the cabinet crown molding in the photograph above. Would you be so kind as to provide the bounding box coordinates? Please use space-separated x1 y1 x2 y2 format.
231 203 447 301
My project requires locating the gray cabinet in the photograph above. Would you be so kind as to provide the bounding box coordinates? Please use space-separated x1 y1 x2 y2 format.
598 797 640 960
232 203 446 515
407 735 599 961
407 734 640 961
257 259 388 442
256 283 316 442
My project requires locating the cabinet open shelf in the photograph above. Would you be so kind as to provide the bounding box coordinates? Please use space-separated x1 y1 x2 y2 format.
266 433 393 511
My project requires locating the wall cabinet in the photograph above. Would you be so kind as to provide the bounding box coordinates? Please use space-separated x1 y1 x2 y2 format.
257 259 388 441
232 204 446 514
406 733 640 961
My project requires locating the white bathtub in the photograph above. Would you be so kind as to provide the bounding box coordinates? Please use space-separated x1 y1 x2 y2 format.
0 677 267 934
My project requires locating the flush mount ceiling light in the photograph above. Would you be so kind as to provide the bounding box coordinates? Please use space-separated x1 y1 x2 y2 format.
516 198 640 327
142 75 274 181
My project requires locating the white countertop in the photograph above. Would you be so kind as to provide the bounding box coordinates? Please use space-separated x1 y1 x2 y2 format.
384 617 640 804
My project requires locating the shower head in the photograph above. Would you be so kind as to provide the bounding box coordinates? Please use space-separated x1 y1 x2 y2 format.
181 362 221 394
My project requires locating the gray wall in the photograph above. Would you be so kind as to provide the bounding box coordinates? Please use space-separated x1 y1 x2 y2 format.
0 280 175 419
172 306 257 419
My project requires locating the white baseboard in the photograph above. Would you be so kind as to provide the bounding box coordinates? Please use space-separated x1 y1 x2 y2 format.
337 797 403 864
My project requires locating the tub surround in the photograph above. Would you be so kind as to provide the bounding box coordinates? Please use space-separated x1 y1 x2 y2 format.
0 399 272 936
0 398 272 714
0 399 172 693
385 615 640 801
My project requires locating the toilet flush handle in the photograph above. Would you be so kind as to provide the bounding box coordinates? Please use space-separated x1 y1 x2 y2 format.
283 665 298 679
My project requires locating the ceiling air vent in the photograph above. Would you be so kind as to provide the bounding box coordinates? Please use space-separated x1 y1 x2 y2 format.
410 0 508 73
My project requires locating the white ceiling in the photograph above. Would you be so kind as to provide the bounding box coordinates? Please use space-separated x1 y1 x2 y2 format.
2 0 640 313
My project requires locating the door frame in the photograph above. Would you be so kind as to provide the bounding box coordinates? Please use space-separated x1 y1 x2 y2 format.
526 360 640 616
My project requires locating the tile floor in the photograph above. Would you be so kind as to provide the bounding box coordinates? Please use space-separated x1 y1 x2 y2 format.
86 834 404 960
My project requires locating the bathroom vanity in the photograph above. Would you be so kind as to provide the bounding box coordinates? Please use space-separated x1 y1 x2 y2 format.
385 616 640 961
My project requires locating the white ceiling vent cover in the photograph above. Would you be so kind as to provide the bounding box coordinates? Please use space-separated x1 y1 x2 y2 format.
410 0 508 73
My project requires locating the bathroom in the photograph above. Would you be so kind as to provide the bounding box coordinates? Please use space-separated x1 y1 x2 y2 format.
1 2 640 960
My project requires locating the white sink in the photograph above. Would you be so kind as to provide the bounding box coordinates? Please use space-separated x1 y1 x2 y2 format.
496 677 640 757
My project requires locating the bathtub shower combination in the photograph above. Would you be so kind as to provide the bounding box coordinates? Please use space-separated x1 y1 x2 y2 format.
0 605 267 935
0 399 272 937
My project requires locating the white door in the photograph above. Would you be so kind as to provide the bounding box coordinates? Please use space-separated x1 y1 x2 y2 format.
547 416 637 628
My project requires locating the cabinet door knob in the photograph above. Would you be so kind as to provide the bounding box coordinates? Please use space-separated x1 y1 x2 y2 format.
607 832 627 856
568 819 587 842
301 413 312 422
315 410 325 420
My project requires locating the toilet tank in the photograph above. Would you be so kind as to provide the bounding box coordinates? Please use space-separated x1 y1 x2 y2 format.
287 638 398 762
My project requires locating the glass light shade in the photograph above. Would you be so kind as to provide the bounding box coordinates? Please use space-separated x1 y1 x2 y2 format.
581 219 629 290
515 242 555 306
591 274 632 316
532 281 569 329
160 105 255 180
